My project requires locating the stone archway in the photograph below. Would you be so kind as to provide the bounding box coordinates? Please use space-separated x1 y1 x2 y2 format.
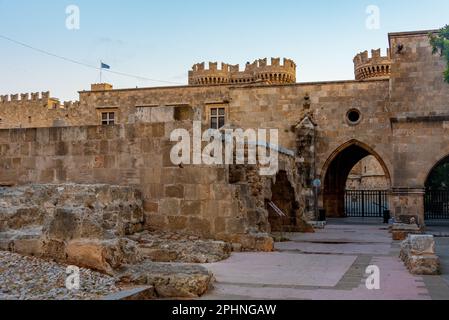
321 140 391 218
424 154 449 221
268 170 299 232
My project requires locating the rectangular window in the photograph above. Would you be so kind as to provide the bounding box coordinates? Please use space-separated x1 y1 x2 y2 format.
210 108 226 129
101 112 115 125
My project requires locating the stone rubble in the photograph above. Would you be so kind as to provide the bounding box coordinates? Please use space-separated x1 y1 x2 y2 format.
0 251 119 300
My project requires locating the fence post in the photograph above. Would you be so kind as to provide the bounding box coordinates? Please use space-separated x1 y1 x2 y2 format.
361 190 365 218
379 191 383 216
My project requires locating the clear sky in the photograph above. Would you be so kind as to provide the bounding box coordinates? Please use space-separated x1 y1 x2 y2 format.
0 0 448 101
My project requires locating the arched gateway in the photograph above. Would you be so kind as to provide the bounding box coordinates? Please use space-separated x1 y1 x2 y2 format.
424 155 449 222
321 140 392 218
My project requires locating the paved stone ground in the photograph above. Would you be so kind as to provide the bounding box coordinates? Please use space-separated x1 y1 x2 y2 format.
202 219 449 300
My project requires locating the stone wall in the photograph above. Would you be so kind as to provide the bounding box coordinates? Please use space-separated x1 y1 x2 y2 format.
0 123 272 250
2 30 449 223
0 92 83 129
388 31 449 223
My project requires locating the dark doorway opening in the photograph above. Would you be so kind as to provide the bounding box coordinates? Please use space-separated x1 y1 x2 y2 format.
268 170 299 232
425 156 449 221
322 141 391 218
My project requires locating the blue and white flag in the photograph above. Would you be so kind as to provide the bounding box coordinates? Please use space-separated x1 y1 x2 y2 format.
101 62 110 69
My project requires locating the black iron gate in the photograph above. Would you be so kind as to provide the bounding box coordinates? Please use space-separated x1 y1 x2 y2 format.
345 190 388 218
424 190 449 220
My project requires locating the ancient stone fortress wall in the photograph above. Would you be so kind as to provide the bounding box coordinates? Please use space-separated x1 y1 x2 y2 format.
0 91 83 129
387 30 449 221
0 120 277 251
353 49 392 81
188 58 296 85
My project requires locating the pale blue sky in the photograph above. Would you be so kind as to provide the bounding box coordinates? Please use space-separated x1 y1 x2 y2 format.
0 0 448 101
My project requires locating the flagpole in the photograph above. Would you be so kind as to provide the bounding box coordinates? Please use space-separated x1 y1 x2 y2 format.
100 61 102 83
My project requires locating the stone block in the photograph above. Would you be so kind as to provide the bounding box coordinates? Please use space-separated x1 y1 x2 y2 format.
165 184 184 198
400 235 440 275
143 200 158 213
188 217 212 238
116 261 214 298
65 238 140 275
392 223 421 240
144 213 167 230
167 216 188 231
11 238 44 257
159 198 181 216
406 254 440 275
409 234 435 255
181 200 201 216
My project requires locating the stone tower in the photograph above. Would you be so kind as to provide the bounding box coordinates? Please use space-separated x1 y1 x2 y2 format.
353 49 392 81
188 58 297 85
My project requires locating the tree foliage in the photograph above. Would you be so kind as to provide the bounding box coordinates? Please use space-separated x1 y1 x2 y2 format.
429 25 449 83
426 161 449 190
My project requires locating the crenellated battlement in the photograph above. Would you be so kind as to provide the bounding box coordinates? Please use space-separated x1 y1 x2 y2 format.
188 58 296 85
353 49 392 81
0 91 50 104
0 91 79 110
62 101 80 109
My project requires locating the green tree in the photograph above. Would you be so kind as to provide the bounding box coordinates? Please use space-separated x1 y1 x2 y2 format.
426 161 449 190
429 25 449 83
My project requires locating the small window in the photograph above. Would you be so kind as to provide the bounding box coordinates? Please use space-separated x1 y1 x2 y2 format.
346 109 361 125
101 112 115 125
210 108 226 129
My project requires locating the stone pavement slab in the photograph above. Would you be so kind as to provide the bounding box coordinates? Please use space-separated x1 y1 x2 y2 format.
204 252 357 288
202 222 446 300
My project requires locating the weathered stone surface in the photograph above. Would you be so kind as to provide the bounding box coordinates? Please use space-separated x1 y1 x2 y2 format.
392 223 421 241
116 261 214 298
130 231 232 263
400 235 440 275
0 184 144 271
406 255 440 275
0 184 144 239
65 238 141 275
408 235 435 255
223 233 274 252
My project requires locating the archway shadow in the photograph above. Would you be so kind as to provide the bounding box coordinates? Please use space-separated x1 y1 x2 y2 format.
321 140 391 218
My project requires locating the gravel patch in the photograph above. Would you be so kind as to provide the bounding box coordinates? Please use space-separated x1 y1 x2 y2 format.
0 251 119 300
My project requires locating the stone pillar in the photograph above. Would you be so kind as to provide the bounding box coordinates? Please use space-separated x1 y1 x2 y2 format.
390 188 425 225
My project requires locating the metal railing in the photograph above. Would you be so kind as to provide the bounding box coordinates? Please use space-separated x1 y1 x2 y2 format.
345 190 389 218
424 190 449 220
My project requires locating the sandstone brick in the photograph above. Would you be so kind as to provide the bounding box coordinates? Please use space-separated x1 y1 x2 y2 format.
165 184 184 198
180 200 201 216
159 198 181 216
167 216 188 231
143 200 159 213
